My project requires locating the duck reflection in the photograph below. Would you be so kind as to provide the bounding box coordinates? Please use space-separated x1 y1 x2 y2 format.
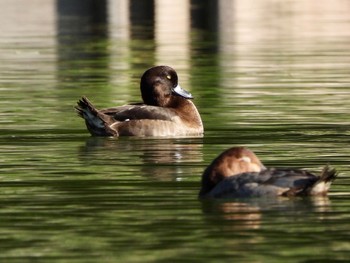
201 196 332 231
201 200 261 230
78 137 203 181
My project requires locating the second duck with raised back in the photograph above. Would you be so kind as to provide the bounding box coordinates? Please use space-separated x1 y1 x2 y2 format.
76 66 203 137
199 147 337 198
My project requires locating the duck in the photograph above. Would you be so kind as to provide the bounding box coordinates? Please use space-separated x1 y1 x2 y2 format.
199 147 337 198
75 66 203 137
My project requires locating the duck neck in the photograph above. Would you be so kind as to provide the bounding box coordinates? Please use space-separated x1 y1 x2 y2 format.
171 97 203 130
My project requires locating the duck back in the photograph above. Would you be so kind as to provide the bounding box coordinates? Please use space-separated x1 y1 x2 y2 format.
203 166 337 198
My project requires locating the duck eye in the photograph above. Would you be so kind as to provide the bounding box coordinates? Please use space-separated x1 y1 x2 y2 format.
166 75 171 80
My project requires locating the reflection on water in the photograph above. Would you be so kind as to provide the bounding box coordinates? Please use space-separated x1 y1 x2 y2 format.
1 0 350 262
79 137 203 181
56 0 109 85
201 196 332 231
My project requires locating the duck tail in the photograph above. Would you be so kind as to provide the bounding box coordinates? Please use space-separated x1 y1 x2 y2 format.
75 96 97 118
75 96 117 136
310 165 337 195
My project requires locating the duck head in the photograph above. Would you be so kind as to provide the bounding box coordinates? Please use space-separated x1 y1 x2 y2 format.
199 147 266 197
140 66 193 107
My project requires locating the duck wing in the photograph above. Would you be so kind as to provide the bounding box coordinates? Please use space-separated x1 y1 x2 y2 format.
101 103 178 122
206 171 281 198
205 167 337 198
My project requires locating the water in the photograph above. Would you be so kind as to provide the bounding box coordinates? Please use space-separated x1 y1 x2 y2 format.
1 0 350 262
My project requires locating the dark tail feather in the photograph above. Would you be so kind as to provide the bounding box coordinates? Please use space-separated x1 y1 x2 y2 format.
319 165 337 183
310 165 337 195
75 96 98 118
75 96 117 136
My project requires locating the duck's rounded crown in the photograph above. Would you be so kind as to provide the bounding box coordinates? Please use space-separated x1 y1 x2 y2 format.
140 66 193 107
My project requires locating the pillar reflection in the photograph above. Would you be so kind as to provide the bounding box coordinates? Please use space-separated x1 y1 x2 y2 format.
189 0 221 113
108 0 131 97
56 0 109 86
217 0 236 92
128 0 156 69
155 0 190 79
191 0 218 33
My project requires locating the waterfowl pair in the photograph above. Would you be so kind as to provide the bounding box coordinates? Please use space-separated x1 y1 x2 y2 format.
199 147 337 198
76 66 203 137
75 67 337 198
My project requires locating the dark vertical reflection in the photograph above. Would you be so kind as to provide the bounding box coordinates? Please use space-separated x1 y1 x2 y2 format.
191 0 218 33
56 0 109 86
129 0 154 39
129 0 155 69
190 0 221 114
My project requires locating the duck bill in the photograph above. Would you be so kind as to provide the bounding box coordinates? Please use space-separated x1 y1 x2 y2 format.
172 84 193 99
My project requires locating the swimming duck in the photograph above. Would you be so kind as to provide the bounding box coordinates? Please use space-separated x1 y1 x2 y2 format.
75 66 203 137
199 147 337 198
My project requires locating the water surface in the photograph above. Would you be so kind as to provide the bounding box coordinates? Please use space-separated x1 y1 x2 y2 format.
1 0 350 262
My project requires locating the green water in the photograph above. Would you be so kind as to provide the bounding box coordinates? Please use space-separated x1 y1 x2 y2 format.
1 0 350 262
